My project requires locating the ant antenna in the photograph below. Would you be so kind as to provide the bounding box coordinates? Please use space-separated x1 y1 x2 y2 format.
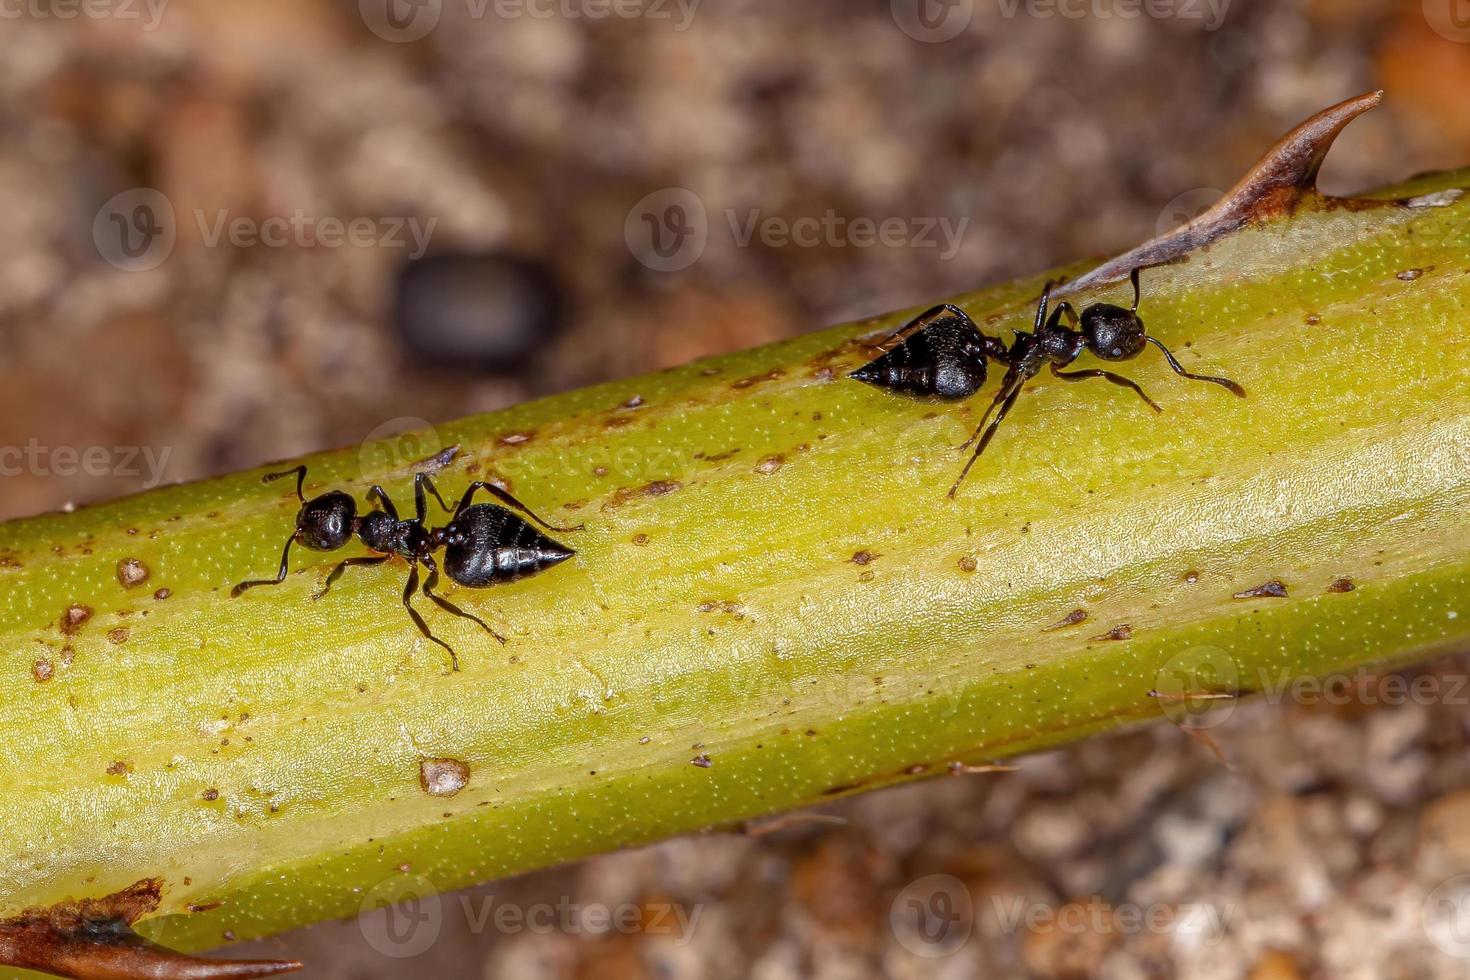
1145 337 1246 397
263 464 309 503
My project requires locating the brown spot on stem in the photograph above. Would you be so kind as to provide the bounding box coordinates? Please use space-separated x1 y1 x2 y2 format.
0 879 300 979
754 454 784 475
419 758 470 797
602 480 682 511
620 395 644 409
107 628 130 645
1043 609 1088 632
690 754 712 768
116 559 150 589
1183 570 1201 584
153 588 171 601
414 444 459 473
697 448 741 464
1093 624 1133 642
850 551 878 566
32 660 53 683
731 369 784 389
60 605 93 636
1397 268 1425 281
106 761 132 776
958 556 977 573
820 781 866 796
1328 578 1356 594
497 432 533 446
201 788 219 801
696 600 745 618
630 533 650 546
1234 580 1289 599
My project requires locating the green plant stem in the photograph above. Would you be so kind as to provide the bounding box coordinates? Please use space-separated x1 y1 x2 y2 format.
1 168 1468 958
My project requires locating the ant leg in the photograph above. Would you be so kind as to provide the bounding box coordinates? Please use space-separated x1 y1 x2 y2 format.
401 563 459 672
1049 363 1162 413
1031 281 1060 332
1129 267 1141 313
366 486 400 520
1047 301 1080 330
1146 337 1247 397
415 473 454 520
313 554 389 600
262 465 308 503
420 556 506 644
231 535 297 597
950 376 1026 498
453 482 584 533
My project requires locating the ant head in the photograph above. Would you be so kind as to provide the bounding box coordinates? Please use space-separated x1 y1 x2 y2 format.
295 491 357 551
1081 304 1147 362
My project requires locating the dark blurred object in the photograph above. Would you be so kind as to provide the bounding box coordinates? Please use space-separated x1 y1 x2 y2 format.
393 252 564 372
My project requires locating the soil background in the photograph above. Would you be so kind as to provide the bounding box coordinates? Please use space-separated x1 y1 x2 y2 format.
2 1 1470 977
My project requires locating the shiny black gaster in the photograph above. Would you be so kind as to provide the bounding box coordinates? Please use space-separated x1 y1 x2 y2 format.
849 304 1004 400
231 465 580 671
849 269 1246 498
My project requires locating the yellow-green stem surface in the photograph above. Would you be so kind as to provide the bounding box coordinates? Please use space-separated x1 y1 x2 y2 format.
1 170 1468 957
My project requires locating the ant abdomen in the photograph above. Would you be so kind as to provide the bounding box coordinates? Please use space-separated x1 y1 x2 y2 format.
442 504 575 587
849 321 988 400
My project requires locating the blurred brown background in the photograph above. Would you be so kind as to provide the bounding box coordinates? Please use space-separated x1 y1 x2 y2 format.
3 0 1470 976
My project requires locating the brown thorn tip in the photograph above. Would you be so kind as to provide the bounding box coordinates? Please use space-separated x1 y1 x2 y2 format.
0 879 304 980
1061 91 1386 297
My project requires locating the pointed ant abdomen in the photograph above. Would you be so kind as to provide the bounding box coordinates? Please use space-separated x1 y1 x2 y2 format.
849 307 990 400
442 503 575 587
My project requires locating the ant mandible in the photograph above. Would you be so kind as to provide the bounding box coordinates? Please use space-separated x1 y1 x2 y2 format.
231 465 582 671
849 268 1245 497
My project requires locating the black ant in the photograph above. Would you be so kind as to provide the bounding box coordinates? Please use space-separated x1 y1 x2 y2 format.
231 465 581 671
849 268 1245 497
